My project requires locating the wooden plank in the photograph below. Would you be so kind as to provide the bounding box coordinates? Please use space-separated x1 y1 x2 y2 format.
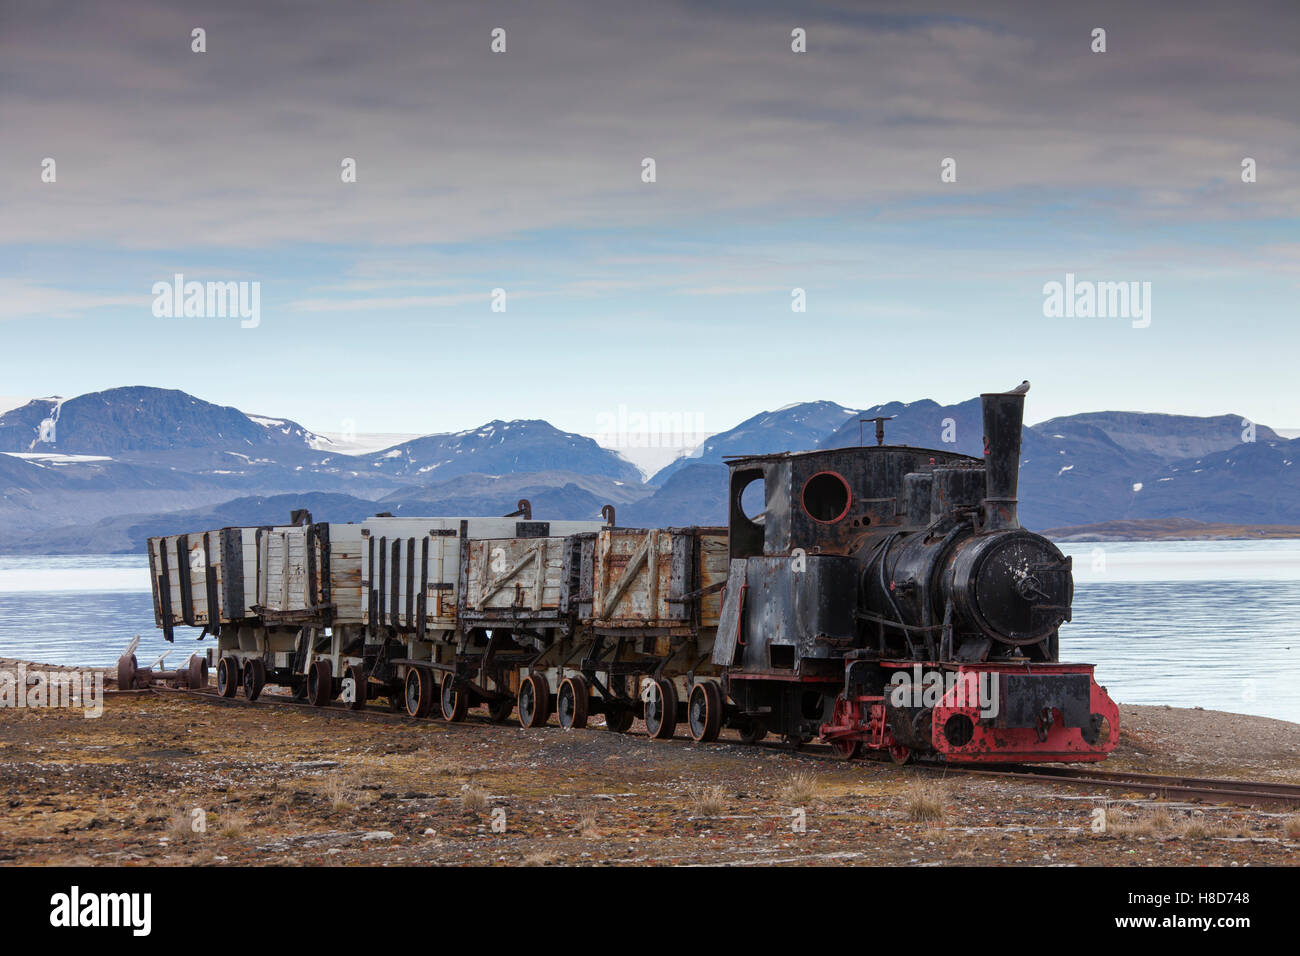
600 533 649 618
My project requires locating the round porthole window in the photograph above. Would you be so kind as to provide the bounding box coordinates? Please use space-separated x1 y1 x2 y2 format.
801 471 852 524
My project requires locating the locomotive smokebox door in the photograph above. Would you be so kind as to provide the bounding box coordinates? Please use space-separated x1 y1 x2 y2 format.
949 531 1074 647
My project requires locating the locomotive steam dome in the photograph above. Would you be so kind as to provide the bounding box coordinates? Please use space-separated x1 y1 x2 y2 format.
945 530 1073 646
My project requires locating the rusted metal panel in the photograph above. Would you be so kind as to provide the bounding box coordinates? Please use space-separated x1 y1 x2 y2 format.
711 558 748 665
725 446 979 559
733 554 858 675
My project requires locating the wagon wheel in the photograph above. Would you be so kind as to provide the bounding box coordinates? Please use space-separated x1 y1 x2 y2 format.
557 675 590 730
687 681 722 743
346 663 368 712
440 672 469 722
116 653 138 691
738 719 767 745
186 654 208 690
829 737 859 761
404 668 434 718
486 696 514 723
644 678 678 741
604 706 635 733
782 733 808 751
216 656 240 699
517 673 551 728
242 658 266 701
888 743 912 765
306 659 333 707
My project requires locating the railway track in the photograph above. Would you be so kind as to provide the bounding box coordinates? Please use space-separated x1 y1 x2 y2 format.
938 765 1300 810
152 685 1300 810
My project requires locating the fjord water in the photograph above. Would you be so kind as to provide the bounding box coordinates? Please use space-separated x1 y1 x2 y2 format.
1057 540 1300 724
1 542 1298 723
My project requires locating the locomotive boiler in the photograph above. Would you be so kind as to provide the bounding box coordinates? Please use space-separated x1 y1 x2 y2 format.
144 382 1118 764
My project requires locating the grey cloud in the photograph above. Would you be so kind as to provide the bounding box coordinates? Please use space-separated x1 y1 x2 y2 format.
0 0 1295 249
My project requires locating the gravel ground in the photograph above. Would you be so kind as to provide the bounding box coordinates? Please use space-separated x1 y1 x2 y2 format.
0 685 1297 867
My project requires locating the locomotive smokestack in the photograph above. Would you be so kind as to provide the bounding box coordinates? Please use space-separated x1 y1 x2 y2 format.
980 381 1029 531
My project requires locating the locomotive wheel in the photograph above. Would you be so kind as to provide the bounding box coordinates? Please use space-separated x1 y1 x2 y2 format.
782 733 808 751
888 743 912 765
687 682 722 743
738 719 767 745
307 659 333 707
644 678 678 741
116 653 138 691
440 672 469 722
404 668 434 718
346 663 368 712
557 675 590 730
604 707 635 733
486 696 514 723
242 658 266 701
293 680 309 702
518 673 551 728
217 656 240 699
186 654 208 690
829 737 859 761
387 686 406 712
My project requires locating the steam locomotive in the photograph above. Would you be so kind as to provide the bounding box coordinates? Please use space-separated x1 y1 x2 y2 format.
142 382 1118 764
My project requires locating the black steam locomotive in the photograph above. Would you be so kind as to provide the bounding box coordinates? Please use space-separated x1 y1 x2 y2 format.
146 382 1118 764
715 384 1118 761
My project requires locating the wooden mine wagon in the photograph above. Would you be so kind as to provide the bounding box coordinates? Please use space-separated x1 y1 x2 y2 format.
368 518 605 722
557 527 730 739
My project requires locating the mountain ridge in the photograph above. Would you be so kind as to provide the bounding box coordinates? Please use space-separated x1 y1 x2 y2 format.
2 384 1296 552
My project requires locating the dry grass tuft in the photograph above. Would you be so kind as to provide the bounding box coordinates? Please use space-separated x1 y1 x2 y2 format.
1100 806 1249 839
691 785 728 817
216 810 250 840
1282 814 1300 840
166 810 200 842
523 849 558 866
578 810 601 838
1181 819 1210 840
324 773 357 812
1106 806 1163 837
460 785 490 816
777 770 820 805
1148 807 1175 832
900 779 947 823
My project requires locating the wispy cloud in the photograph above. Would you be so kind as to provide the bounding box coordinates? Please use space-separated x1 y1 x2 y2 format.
0 279 149 320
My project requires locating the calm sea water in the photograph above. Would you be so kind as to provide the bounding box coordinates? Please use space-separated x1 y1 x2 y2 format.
0 556 214 671
1 542 1298 723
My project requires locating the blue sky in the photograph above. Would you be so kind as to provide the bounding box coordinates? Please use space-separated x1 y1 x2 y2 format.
2 0 1297 439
